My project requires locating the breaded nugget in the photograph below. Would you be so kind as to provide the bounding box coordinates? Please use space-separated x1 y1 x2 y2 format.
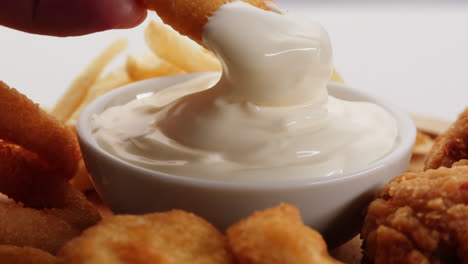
425 107 468 170
0 245 57 264
58 210 234 264
144 0 272 44
361 166 468 264
226 204 343 264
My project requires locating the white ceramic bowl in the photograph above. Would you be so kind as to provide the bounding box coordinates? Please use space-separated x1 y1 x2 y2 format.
77 73 416 247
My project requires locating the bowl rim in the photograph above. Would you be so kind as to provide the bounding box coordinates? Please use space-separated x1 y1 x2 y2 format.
77 72 416 190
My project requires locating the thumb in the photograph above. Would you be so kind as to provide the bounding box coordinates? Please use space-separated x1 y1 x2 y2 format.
0 0 147 36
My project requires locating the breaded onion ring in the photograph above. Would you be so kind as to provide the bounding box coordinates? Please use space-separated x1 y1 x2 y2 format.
144 0 273 44
0 245 57 264
0 140 67 208
0 183 101 254
0 82 101 254
0 82 80 180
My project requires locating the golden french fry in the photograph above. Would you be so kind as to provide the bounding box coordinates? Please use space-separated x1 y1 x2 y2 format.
413 130 434 155
69 159 94 192
126 53 185 81
66 68 131 127
51 39 128 122
145 21 221 73
330 70 344 84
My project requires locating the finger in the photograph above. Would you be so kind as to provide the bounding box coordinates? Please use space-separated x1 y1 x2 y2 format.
0 0 147 36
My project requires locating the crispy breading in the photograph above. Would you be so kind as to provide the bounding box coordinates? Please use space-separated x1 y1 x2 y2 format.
0 83 101 254
144 0 272 44
0 183 101 254
58 210 234 264
454 159 468 167
0 140 60 208
226 204 343 264
361 166 468 264
425 107 468 170
0 82 80 181
0 245 57 264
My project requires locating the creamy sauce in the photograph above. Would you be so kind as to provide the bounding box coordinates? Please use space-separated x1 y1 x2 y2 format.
92 2 398 182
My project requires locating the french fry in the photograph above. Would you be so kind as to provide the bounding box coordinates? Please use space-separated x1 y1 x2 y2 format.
331 70 344 84
51 39 128 122
126 53 184 82
66 68 131 127
69 160 94 192
145 21 221 73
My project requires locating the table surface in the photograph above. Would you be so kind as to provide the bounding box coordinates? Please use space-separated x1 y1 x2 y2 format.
1 3 467 121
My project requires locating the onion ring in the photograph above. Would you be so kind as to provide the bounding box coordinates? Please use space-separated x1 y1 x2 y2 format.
0 183 100 254
0 82 80 180
0 82 101 254
0 245 57 264
0 140 66 208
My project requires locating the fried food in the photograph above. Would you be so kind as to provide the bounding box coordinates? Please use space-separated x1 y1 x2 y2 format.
51 39 128 122
425 107 468 170
126 53 184 81
68 160 95 193
0 183 101 254
0 140 62 208
145 21 221 72
226 204 343 264
361 166 468 264
49 41 129 192
65 68 131 128
454 159 468 167
414 130 434 156
0 245 57 264
144 0 273 44
0 82 80 181
407 130 435 172
0 82 101 253
58 210 234 264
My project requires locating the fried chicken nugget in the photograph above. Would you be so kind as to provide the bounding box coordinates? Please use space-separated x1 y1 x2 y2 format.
144 0 272 44
0 245 57 264
226 204 343 264
361 166 468 264
425 107 468 170
58 210 234 264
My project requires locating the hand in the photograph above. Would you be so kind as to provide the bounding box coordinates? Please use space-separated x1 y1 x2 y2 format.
0 0 147 36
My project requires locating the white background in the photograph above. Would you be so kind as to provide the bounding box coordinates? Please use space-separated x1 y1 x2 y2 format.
0 3 467 121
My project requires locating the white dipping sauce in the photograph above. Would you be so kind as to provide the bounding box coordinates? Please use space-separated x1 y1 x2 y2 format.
92 2 398 182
